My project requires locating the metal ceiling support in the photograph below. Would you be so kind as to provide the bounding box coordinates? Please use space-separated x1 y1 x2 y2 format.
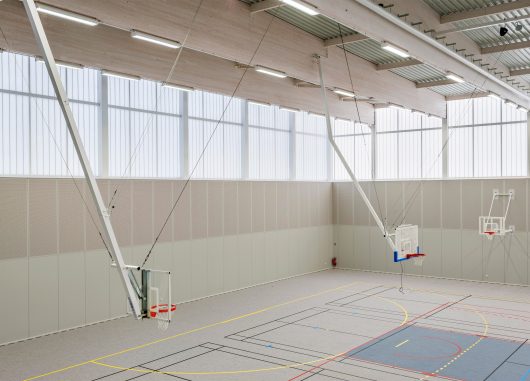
416 79 456 88
324 33 369 47
316 0 530 106
376 58 422 70
436 14 530 36
510 68 530 77
445 92 489 101
315 55 396 253
250 0 283 14
21 0 143 319
482 40 530 55
440 0 530 25
293 79 320 88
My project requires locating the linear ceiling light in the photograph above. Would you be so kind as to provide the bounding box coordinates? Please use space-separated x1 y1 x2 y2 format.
248 99 271 107
488 92 501 100
381 42 410 58
162 82 194 92
254 65 287 78
309 112 325 118
505 100 517 108
388 103 405 110
36 3 99 26
333 88 356 98
131 30 181 49
279 106 300 112
101 70 140 81
517 106 528 112
446 72 465 83
36 57 84 70
280 0 319 16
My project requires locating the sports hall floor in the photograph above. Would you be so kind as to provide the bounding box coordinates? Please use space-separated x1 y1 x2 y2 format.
3 269 530 381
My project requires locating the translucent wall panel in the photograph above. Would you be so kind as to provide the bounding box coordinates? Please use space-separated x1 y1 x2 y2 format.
0 52 100 176
188 90 242 179
474 124 501 177
108 77 182 178
333 119 371 180
295 112 328 181
447 97 527 177
448 127 473 178
375 107 442 179
398 131 421 178
422 129 442 178
376 133 398 179
248 103 290 180
503 123 527 176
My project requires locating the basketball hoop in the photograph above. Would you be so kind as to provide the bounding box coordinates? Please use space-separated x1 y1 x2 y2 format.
149 304 176 330
406 253 426 266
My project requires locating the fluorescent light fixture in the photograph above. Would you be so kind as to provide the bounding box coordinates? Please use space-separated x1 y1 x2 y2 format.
254 65 287 78
504 100 517 108
517 106 528 112
35 57 84 70
280 0 319 15
333 88 356 98
388 103 404 110
381 42 410 58
36 3 99 26
131 30 181 49
488 92 501 100
309 112 325 118
446 72 465 83
101 70 140 81
248 99 270 107
336 117 352 122
162 82 194 92
279 106 299 112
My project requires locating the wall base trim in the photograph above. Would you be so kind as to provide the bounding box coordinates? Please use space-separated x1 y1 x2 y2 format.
337 267 530 288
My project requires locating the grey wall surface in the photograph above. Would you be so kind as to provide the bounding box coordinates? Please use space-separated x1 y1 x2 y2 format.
0 178 333 345
333 179 529 286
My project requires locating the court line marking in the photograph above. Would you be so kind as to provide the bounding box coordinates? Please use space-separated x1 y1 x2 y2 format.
395 339 409 348
420 309 489 381
22 280 362 381
90 294 409 376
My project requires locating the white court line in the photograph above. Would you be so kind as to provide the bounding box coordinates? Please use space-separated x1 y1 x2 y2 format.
395 339 409 348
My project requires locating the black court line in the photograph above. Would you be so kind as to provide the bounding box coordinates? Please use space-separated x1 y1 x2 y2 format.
484 339 529 380
324 285 387 305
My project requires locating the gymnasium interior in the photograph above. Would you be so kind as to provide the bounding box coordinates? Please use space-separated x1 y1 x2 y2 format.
1 1 530 380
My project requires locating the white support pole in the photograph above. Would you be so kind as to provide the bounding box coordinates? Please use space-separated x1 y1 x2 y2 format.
22 0 142 319
315 56 396 252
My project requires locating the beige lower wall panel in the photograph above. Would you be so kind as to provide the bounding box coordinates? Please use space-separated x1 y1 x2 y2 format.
190 239 208 300
237 234 253 288
263 231 279 282
483 235 505 283
369 227 387 272
29 255 59 337
85 250 110 324
58 252 85 330
276 230 291 280
336 225 354 269
420 229 442 277
0 258 28 343
173 240 192 302
287 229 301 277
353 226 371 269
207 237 224 296
461 230 483 281
251 232 266 285
505 232 528 285
222 235 239 292
441 229 462 279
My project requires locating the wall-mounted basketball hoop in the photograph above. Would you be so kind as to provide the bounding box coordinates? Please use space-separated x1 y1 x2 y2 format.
479 189 514 240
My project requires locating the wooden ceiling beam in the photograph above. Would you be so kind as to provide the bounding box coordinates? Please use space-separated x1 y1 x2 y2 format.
324 33 369 47
377 58 422 71
416 79 457 88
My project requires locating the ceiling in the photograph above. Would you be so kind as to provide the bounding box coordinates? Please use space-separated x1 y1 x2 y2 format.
242 0 530 102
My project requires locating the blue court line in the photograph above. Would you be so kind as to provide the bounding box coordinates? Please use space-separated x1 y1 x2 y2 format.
520 368 530 381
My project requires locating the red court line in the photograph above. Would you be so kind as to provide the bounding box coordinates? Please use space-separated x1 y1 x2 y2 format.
286 301 452 381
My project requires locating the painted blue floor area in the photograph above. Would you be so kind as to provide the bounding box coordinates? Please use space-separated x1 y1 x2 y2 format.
346 325 524 380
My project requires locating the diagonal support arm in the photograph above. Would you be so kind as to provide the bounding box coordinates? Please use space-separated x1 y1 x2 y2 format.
315 56 396 252
22 0 142 318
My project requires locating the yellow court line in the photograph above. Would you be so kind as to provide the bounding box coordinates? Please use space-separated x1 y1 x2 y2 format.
23 280 363 381
395 339 409 348
89 295 409 376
